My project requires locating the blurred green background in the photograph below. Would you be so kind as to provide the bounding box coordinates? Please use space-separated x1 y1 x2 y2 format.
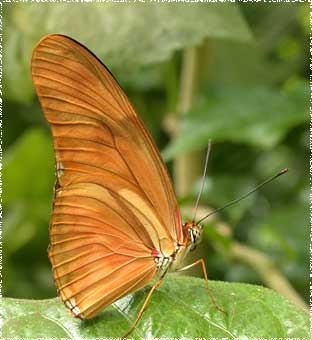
3 2 309 310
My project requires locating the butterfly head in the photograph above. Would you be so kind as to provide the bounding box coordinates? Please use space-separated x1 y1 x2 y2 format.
182 221 203 251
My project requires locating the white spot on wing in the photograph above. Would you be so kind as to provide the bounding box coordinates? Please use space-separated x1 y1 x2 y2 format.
72 306 81 316
56 161 64 178
65 297 76 309
65 297 82 317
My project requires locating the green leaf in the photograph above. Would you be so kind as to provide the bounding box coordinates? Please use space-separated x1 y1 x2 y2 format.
3 128 54 254
163 83 309 160
3 128 55 298
3 128 54 206
4 3 252 101
3 276 309 338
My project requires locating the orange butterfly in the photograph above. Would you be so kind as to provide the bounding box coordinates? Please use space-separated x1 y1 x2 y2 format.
31 34 220 337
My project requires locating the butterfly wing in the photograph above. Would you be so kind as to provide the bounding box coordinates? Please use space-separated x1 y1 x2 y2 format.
31 34 182 318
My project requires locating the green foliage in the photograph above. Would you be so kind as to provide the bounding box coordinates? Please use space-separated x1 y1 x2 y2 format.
163 83 309 159
250 203 309 302
201 175 257 224
4 2 251 102
3 277 309 339
3 129 55 298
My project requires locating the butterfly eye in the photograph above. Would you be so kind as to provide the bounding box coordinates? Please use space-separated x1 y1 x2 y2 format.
189 225 203 251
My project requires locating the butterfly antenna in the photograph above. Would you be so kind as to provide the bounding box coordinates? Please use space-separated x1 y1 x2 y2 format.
196 168 288 225
192 140 212 223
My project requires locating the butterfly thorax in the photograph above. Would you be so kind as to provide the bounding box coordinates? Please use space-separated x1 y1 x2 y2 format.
153 221 203 275
172 221 203 270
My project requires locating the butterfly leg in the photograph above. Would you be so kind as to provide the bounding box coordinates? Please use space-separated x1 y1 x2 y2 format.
122 277 164 339
176 258 225 313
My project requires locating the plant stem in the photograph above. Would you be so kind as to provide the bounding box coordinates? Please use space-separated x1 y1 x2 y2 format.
174 47 202 196
177 47 197 114
231 242 309 313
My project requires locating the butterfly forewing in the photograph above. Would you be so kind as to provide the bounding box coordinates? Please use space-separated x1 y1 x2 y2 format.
31 34 182 318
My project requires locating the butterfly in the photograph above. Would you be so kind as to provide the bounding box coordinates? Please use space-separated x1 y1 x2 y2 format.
31 34 221 337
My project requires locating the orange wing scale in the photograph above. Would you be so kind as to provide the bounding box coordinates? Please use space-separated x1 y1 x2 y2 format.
31 34 182 318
